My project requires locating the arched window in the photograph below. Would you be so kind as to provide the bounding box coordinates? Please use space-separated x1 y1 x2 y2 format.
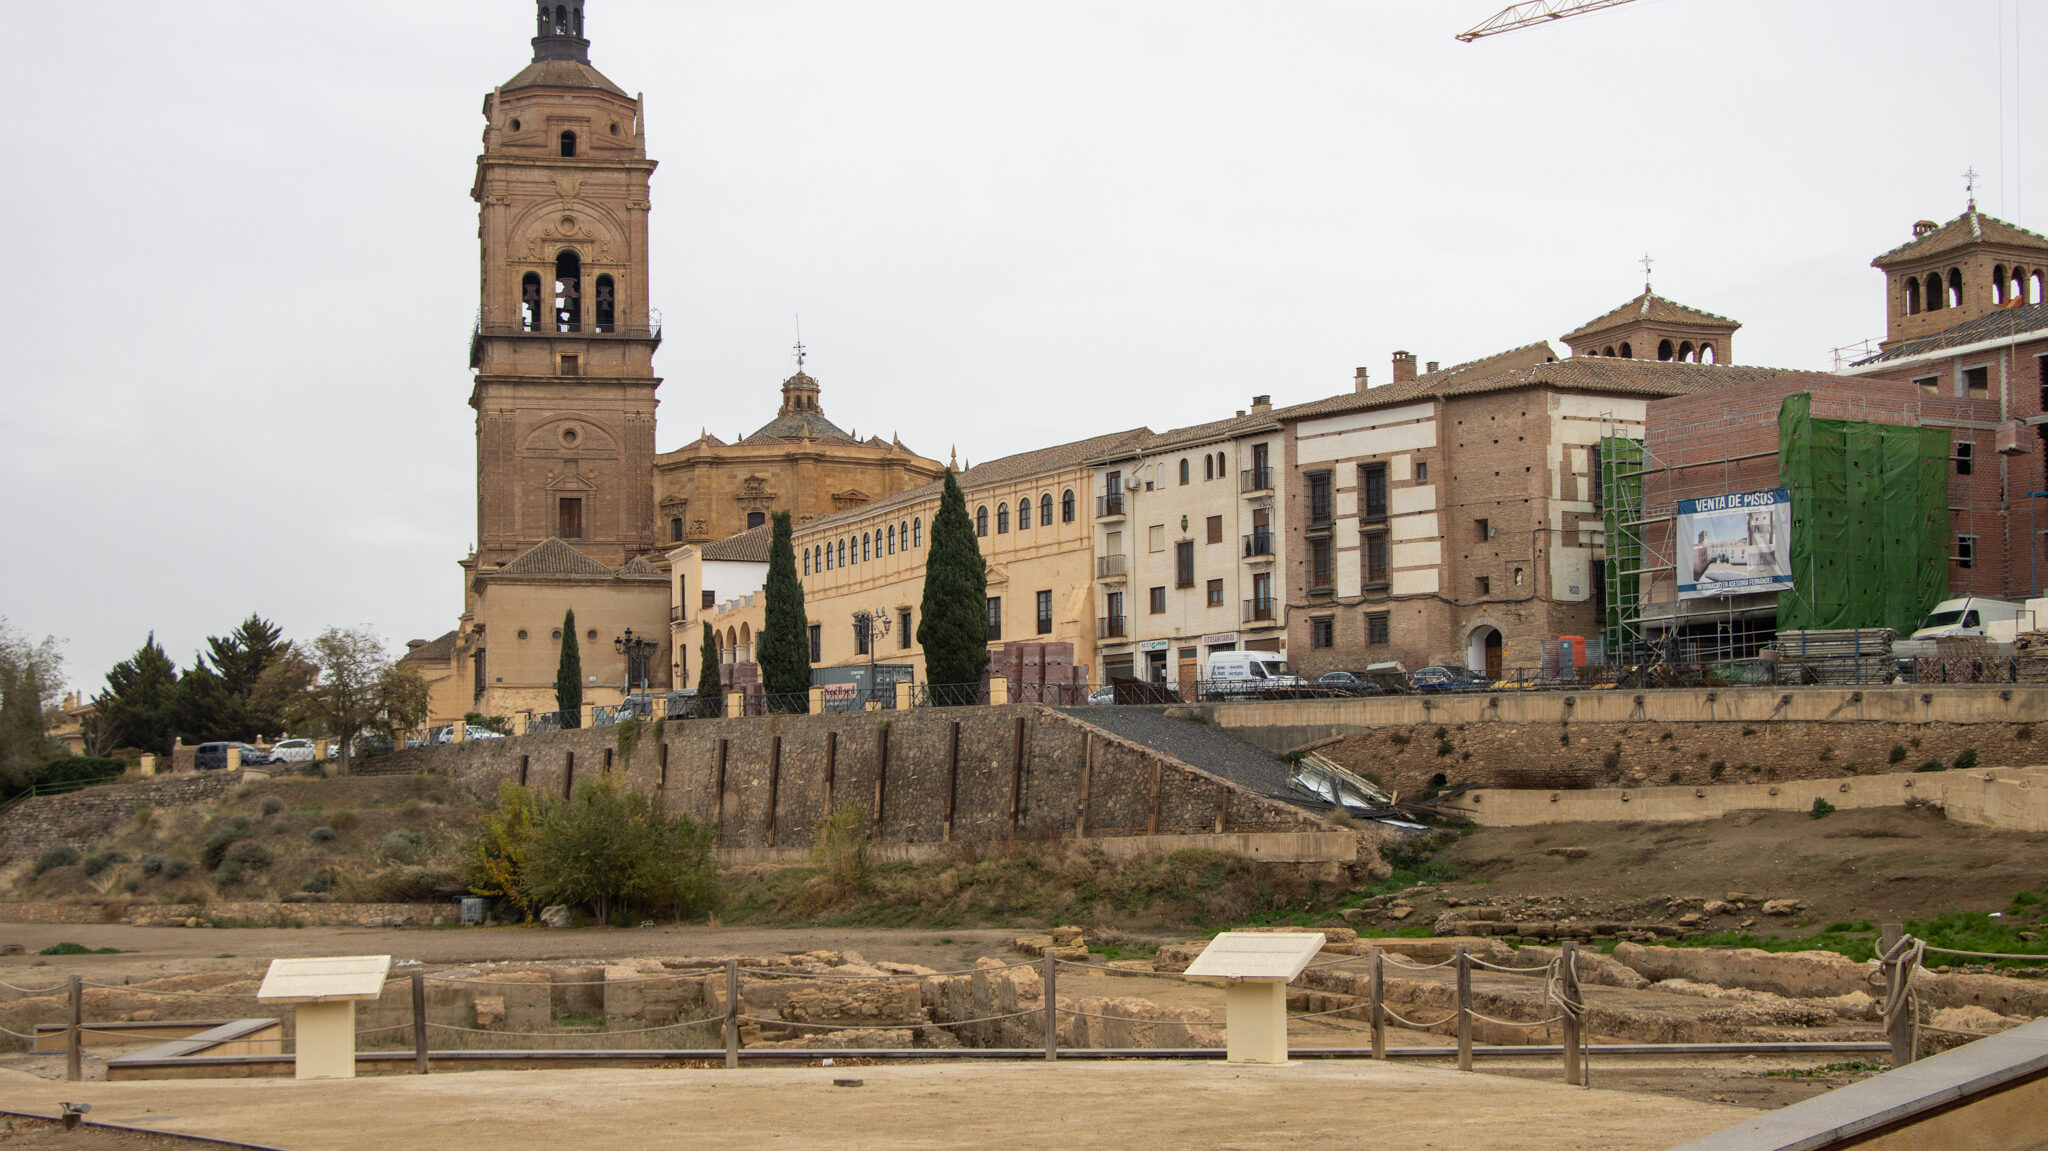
1994 265 2009 305
887 524 896 554
1619 342 1632 359
815 545 823 572
2033 269 2045 304
1603 346 1615 357
1904 276 1921 315
1700 343 1716 364
913 517 923 547
553 250 582 331
1926 272 1944 310
901 520 910 549
996 504 1009 533
559 130 577 158
593 274 615 332
1203 455 1213 480
746 511 765 530
1040 493 1053 524
1678 340 1695 363
1949 267 1964 309
975 507 988 536
521 272 544 331
838 539 847 567
1062 490 1075 522
1179 458 1190 485
1018 498 1031 529
552 5 571 35
803 549 810 575
1657 339 1674 361
863 533 872 562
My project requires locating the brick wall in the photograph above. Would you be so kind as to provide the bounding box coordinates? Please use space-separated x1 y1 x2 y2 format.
0 774 237 866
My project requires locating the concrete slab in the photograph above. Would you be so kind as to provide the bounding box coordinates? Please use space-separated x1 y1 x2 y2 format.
0 1059 1752 1151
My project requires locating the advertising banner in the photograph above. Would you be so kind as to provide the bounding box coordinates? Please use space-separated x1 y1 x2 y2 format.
1675 487 1793 600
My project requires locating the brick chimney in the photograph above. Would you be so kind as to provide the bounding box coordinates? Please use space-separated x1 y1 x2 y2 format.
1425 361 1439 374
1392 350 1417 384
1250 394 1272 413
1354 366 1369 393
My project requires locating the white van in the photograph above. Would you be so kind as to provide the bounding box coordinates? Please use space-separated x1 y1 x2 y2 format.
1909 597 2028 640
1203 651 1307 695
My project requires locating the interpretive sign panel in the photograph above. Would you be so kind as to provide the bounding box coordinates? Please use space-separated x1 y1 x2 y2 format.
257 955 393 1004
1183 932 1324 982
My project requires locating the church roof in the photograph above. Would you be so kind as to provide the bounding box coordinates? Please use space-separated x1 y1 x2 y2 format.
491 537 664 581
1871 206 2048 267
399 630 459 665
1562 290 1739 343
740 371 862 446
1851 300 2048 366
1277 356 1802 423
500 58 628 97
616 554 669 581
796 428 1152 535
700 524 774 563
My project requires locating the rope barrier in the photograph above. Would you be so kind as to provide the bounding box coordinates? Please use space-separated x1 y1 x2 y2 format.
1917 945 2048 962
735 1009 1040 1031
0 1023 45 1041
1919 1023 2002 1038
1381 955 1457 972
1056 1007 1217 1027
1379 1005 1460 1030
78 983 258 999
0 981 69 996
422 969 725 987
424 1017 721 1038
1049 958 1178 977
1468 958 1555 977
1467 1010 1566 1029
1292 1002 1372 1020
1874 936 1926 1036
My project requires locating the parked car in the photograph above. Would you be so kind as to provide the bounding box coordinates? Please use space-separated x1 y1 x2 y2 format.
1314 671 1383 697
464 724 506 740
194 742 270 770
270 738 316 763
1203 651 1308 697
1086 685 1115 706
1410 665 1492 692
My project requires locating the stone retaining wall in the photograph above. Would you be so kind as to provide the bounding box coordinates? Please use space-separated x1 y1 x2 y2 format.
0 900 450 928
0 774 239 866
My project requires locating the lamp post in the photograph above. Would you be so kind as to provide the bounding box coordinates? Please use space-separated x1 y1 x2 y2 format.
614 627 657 701
852 609 892 704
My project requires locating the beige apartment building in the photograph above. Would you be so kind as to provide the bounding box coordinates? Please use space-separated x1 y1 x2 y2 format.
1088 400 1289 688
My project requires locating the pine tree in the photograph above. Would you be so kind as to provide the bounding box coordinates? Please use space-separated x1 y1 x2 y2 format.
556 610 583 727
917 468 989 697
758 510 811 709
95 635 181 755
696 621 722 716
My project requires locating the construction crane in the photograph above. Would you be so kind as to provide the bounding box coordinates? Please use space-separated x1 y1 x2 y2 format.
1457 0 1642 42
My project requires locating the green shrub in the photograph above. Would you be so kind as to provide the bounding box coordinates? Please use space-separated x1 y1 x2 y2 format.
1953 749 1979 771
81 852 116 877
378 830 427 864
1709 762 1727 780
1810 797 1836 819
1889 745 1907 765
213 841 273 885
328 809 358 831
202 817 255 870
259 796 284 816
300 870 337 894
38 942 123 956
32 846 81 877
1388 732 1410 748
1914 760 1945 774
139 854 166 876
162 858 192 880
812 804 872 897
1435 739 1454 757
484 777 718 923
309 826 339 845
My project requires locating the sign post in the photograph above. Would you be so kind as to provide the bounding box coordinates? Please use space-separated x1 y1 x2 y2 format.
1183 932 1324 1064
256 955 393 1080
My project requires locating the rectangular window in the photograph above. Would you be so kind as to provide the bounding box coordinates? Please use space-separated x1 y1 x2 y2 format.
558 354 580 376
855 621 871 656
1362 530 1389 587
1365 611 1390 645
1149 525 1167 552
670 517 683 542
1309 537 1333 591
1963 366 1990 398
557 497 583 539
1150 586 1166 614
1956 441 1974 475
1476 575 1492 595
1037 589 1053 635
1360 462 1388 520
1206 578 1224 607
1310 616 1334 649
899 609 912 648
808 624 822 663
1957 535 1977 569
1250 572 1273 621
1206 515 1223 544
1106 530 1123 555
1414 461 1428 484
1307 470 1333 526
702 589 716 610
1476 517 1492 542
1915 374 1939 396
986 597 1002 642
1175 540 1195 588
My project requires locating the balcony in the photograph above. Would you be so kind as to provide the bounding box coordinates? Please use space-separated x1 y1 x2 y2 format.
1242 531 1274 558
1241 467 1272 494
1241 597 1276 624
1096 554 1128 579
1096 492 1126 519
1098 615 1128 639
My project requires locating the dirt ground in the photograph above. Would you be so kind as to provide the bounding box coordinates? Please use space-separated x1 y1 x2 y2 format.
0 1115 246 1151
1435 804 2048 928
0 1061 1752 1151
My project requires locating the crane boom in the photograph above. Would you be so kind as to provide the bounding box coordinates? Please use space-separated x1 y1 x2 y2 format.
1457 0 1642 42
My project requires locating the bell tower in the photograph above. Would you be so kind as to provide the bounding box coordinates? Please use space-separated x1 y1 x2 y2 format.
470 0 660 569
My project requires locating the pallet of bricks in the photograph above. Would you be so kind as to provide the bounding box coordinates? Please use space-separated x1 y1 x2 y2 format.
1772 629 1894 684
2016 632 2048 683
1917 636 2009 684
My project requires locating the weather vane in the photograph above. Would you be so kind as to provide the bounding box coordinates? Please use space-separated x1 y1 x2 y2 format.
793 316 807 370
1639 252 1655 292
1963 166 1979 208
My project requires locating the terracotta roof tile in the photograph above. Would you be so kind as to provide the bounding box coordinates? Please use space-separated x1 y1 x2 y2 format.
797 428 1151 535
1850 301 2048 365
500 58 628 96
1562 291 1739 343
699 525 774 563
399 630 459 664
1277 357 1815 423
1871 207 2048 267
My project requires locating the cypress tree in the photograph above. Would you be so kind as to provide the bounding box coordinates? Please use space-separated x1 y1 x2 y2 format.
96 634 182 755
758 511 811 708
555 609 583 727
916 469 989 697
697 621 722 716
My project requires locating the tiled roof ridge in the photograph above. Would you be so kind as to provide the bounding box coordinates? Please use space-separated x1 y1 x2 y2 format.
1870 207 2048 265
795 427 1151 535
700 524 774 563
1562 290 1739 341
1850 299 2048 365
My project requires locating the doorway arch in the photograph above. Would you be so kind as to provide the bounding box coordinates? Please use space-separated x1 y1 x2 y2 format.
1467 625 1504 679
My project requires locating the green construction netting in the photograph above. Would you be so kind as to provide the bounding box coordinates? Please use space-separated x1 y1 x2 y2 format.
1599 436 1646 656
1776 392 1949 633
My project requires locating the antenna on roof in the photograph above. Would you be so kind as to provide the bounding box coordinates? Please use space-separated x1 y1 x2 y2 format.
1638 252 1654 293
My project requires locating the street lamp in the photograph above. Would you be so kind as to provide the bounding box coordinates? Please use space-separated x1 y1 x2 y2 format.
852 609 892 704
614 627 657 700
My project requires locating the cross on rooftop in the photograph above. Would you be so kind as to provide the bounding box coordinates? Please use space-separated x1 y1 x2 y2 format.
1639 252 1654 291
1964 166 1979 208
793 316 807 370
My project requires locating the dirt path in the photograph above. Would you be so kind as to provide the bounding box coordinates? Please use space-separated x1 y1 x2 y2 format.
0 1061 1751 1151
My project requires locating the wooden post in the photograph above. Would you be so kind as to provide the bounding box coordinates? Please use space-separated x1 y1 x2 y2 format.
1561 940 1583 1086
411 971 429 1074
65 975 82 1082
1043 952 1058 1061
1455 945 1473 1072
724 959 740 1069
1882 923 1914 1066
1369 948 1385 1060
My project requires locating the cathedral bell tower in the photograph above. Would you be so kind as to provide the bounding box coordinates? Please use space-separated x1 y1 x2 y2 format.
470 1 660 570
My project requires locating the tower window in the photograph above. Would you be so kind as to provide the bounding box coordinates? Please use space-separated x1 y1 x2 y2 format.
554 250 582 332
1619 342 1632 358
670 517 683 542
557 497 583 539
521 272 543 331
594 274 615 333
560 130 577 158
1904 276 1921 315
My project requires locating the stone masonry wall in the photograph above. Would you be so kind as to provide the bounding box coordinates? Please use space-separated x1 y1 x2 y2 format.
0 774 238 867
349 704 1324 852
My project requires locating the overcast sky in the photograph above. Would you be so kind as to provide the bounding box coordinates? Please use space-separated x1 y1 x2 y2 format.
4 0 2039 695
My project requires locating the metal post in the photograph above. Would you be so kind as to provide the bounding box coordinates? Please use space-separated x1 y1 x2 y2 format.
412 971 429 1074
724 959 740 1069
1369 948 1385 1060
1881 923 1914 1067
1455 945 1473 1072
1042 952 1058 1061
1561 941 1583 1086
66 974 82 1082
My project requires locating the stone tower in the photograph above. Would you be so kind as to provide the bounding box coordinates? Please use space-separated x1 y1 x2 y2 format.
470 1 660 569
